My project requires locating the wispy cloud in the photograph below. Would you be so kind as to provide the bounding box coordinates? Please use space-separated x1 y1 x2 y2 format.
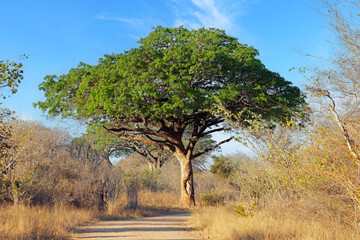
96 12 143 26
171 0 246 32
191 0 232 29
95 1 256 43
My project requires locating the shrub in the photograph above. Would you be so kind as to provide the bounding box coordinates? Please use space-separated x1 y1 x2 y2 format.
210 155 233 178
140 169 164 191
199 193 224 206
234 203 256 217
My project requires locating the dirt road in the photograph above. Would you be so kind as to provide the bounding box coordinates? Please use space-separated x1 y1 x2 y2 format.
72 213 202 240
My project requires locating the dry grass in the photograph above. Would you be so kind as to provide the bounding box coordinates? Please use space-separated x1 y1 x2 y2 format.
189 206 360 240
138 190 179 207
104 196 150 219
0 204 96 240
0 191 182 239
104 190 185 220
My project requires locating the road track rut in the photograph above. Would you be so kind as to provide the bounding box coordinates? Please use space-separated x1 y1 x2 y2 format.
72 213 202 240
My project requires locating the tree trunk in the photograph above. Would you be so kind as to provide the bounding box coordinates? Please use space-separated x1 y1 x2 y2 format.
175 152 195 207
148 159 161 172
126 178 138 210
148 163 155 172
100 153 113 167
156 159 162 169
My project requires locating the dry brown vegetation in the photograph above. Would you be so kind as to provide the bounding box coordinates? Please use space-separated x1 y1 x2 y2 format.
3 116 360 239
0 120 186 239
188 147 360 239
190 206 357 240
0 190 184 240
0 204 96 240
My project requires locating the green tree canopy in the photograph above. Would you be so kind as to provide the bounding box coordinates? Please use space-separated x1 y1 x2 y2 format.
37 27 305 126
35 26 306 206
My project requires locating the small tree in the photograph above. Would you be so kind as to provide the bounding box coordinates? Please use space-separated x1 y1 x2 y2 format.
70 133 114 167
305 0 360 212
35 26 306 206
210 155 234 178
0 59 24 183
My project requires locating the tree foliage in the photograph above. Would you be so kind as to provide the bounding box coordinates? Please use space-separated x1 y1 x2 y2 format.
210 155 234 178
0 58 25 181
36 26 305 129
0 60 24 95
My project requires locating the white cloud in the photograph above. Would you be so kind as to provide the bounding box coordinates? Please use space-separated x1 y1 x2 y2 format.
191 0 232 29
171 0 247 33
96 12 143 26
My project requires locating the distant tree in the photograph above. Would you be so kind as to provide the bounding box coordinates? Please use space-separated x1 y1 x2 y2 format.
210 155 233 178
119 143 171 171
70 136 113 167
84 127 168 171
35 26 306 206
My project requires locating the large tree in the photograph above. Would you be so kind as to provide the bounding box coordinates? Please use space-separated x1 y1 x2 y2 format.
35 26 306 206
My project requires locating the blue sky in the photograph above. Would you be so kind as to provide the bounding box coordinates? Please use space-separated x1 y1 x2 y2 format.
1 0 331 155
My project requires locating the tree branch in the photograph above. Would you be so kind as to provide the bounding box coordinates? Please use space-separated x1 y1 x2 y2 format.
326 94 360 162
200 127 228 138
103 126 163 147
191 137 234 160
1 158 16 176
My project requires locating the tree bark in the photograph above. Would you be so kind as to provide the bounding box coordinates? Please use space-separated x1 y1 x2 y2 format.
148 163 155 172
148 158 162 171
175 151 195 207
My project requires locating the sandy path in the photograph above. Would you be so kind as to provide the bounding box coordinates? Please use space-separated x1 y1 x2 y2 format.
72 213 201 240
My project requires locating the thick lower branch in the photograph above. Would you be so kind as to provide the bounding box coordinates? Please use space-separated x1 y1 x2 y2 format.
200 127 228 137
191 137 234 160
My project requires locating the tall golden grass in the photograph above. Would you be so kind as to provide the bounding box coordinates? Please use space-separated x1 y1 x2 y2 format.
104 190 183 219
138 190 179 207
189 205 359 240
0 204 96 240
